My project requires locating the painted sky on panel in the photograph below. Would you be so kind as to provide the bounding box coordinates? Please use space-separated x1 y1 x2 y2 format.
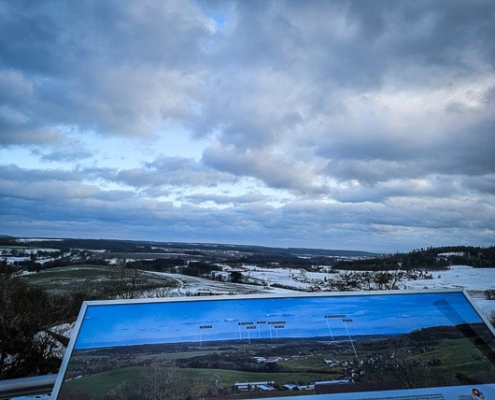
74 292 483 349
1 1 494 252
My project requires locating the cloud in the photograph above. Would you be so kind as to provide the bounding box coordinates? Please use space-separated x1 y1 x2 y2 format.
1 0 495 252
185 192 269 206
202 143 321 193
0 0 210 145
37 143 94 162
112 155 237 188
0 164 84 183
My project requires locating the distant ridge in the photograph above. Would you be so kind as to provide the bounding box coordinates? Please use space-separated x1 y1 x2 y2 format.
0 235 377 257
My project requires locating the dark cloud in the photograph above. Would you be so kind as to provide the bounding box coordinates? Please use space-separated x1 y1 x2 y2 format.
464 174 495 195
0 0 210 144
195 0 495 156
115 155 237 188
202 144 318 192
0 164 84 182
38 146 93 162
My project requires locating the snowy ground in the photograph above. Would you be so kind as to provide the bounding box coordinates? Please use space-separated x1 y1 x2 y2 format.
403 265 495 318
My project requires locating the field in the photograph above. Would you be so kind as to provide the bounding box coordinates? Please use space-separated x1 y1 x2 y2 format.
20 265 179 296
18 263 495 319
61 365 333 399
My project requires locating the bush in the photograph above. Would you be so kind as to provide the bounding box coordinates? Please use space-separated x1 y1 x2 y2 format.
484 289 495 300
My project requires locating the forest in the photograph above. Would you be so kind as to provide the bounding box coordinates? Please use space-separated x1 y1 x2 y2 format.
334 245 495 270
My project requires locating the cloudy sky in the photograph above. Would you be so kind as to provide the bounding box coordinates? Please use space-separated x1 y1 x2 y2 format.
1 0 495 253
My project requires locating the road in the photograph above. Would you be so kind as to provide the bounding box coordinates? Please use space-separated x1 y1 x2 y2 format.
146 271 294 296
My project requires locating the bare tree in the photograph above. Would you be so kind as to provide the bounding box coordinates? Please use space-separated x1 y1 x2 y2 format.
105 262 146 299
0 276 62 378
135 360 206 400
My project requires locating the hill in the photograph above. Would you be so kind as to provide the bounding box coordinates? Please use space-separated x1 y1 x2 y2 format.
334 245 495 270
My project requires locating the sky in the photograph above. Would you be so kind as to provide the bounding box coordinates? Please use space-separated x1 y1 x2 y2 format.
73 292 483 349
1 1 495 253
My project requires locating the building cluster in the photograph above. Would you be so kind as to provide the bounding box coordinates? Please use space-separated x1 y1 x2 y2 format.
232 378 357 393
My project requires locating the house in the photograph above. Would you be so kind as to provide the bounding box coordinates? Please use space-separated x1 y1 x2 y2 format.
233 381 275 392
283 383 298 390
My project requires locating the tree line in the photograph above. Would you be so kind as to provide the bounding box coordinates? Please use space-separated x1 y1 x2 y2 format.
334 245 495 270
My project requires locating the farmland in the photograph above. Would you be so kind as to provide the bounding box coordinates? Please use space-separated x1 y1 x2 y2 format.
2 237 494 317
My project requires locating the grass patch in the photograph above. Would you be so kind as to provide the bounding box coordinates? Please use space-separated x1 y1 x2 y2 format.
281 355 332 373
63 366 329 400
62 366 143 398
423 338 495 384
20 265 178 296
20 265 115 295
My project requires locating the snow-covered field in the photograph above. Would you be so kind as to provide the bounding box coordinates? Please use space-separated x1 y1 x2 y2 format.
403 265 495 318
402 265 493 292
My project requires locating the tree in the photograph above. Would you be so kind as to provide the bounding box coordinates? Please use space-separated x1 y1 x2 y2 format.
0 277 61 378
0 267 90 379
373 269 403 290
484 289 495 300
230 271 243 283
105 263 147 299
138 361 201 400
